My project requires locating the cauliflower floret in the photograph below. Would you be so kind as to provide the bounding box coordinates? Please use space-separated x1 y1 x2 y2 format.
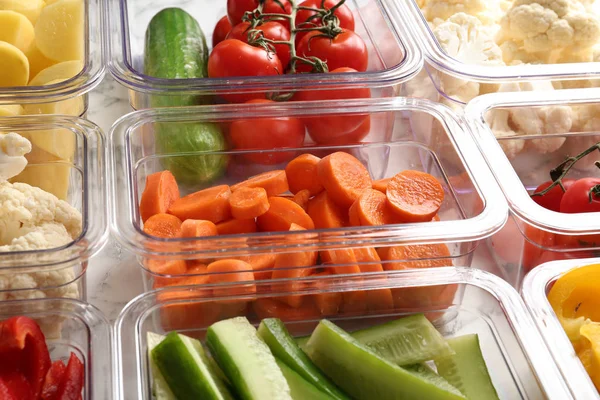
0 132 32 181
486 109 526 158
420 0 508 25
0 223 73 252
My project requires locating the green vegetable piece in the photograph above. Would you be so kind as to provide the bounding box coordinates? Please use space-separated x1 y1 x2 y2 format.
295 335 310 352
147 332 176 400
403 364 463 398
275 358 334 400
434 334 500 400
258 319 350 400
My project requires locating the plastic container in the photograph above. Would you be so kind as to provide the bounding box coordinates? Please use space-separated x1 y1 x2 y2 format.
522 258 600 399
107 0 421 109
0 115 108 301
0 298 112 399
396 0 600 108
109 97 507 290
465 88 600 287
115 266 570 399
0 0 106 117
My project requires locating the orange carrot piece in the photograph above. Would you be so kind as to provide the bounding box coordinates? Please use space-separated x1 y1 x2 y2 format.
352 189 399 226
320 249 362 275
140 171 180 223
252 297 320 321
231 170 289 196
168 185 232 223
145 258 187 288
229 186 270 219
292 189 311 210
143 213 183 238
386 171 444 223
311 272 343 316
317 152 372 208
372 178 390 193
216 218 258 235
341 290 368 314
158 289 221 332
181 219 218 238
353 247 383 273
237 253 277 280
431 214 441 222
352 247 394 312
285 154 324 196
257 196 315 231
207 259 257 297
307 191 347 229
348 201 361 226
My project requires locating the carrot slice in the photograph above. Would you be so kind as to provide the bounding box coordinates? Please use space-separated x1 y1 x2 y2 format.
352 189 399 226
311 272 343 316
252 297 320 321
372 178 390 193
307 191 347 229
145 259 187 288
207 259 257 297
181 219 218 238
341 290 368 314
140 171 180 223
352 247 394 312
168 185 232 223
237 253 277 280
386 171 444 223
348 201 362 226
321 249 361 275
292 189 311 210
271 250 317 308
158 289 221 333
431 214 441 222
231 170 289 196
143 213 183 238
317 152 372 208
216 218 258 235
229 186 270 219
257 196 315 231
285 154 324 196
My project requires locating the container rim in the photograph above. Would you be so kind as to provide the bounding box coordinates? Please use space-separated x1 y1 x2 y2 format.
399 0 600 83
521 258 600 399
114 266 572 400
464 88 600 235
106 0 422 94
108 97 508 258
0 115 109 269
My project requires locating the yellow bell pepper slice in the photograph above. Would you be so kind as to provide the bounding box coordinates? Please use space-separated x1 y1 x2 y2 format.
579 323 600 391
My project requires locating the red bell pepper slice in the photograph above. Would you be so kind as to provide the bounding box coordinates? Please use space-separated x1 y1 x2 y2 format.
41 360 66 400
0 371 34 400
0 316 51 398
53 353 84 400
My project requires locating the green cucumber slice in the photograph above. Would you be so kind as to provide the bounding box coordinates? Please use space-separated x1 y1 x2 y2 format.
351 314 453 366
295 335 310 352
147 333 176 400
207 317 292 400
434 334 499 400
151 332 234 400
305 320 466 400
258 319 350 400
275 358 334 400
403 364 463 398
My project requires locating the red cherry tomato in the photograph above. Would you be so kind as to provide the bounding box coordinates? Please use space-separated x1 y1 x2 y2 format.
229 99 306 164
227 21 291 68
208 39 283 103
560 177 600 213
295 30 368 73
294 67 370 144
295 0 355 44
531 179 575 212
227 0 292 27
212 16 233 48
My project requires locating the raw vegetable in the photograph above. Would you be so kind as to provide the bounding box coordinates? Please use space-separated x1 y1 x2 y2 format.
181 219 218 238
147 332 176 400
35 0 84 62
228 21 291 68
140 171 180 223
317 152 372 208
227 0 292 27
257 196 315 231
231 170 289 197
350 188 398 226
531 179 575 212
291 190 310 210
307 191 347 229
285 154 323 196
143 213 183 239
386 170 444 223
213 16 232 48
296 30 368 73
168 185 232 223
0 10 34 52
229 187 270 219
0 41 29 86
403 364 464 398
275 358 335 400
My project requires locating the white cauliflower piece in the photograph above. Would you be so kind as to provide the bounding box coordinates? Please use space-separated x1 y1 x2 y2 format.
420 0 508 25
0 132 31 181
0 223 73 252
486 109 526 158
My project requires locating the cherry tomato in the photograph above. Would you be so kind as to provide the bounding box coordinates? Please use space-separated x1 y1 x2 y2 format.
295 30 368 73
229 99 305 164
560 178 600 214
294 67 370 144
295 0 355 44
227 21 291 68
212 16 233 48
227 0 292 27
531 179 575 212
208 39 283 103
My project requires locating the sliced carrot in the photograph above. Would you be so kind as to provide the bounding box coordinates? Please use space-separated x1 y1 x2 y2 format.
257 196 315 231
231 170 289 196
143 213 183 238
168 185 232 223
352 189 399 226
372 178 390 193
320 249 361 275
431 214 441 222
285 154 324 196
158 289 221 333
207 259 257 297
341 290 368 314
140 171 180 223
145 258 187 288
317 152 372 208
386 171 444 223
237 253 277 280
352 247 393 312
229 186 270 219
307 191 347 229
216 218 258 235
252 297 320 321
181 219 218 238
348 201 361 226
311 272 343 316
292 189 311 210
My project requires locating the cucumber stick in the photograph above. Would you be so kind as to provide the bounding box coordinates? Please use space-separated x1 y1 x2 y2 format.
403 364 464 398
207 317 292 400
305 320 466 400
434 334 500 400
351 314 454 366
151 332 234 400
147 333 176 400
275 358 334 400
258 319 350 400
295 335 310 351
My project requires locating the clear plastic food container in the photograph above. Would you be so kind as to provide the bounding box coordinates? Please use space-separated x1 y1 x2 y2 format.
107 0 421 109
0 115 108 301
115 266 570 399
0 0 106 117
109 97 507 290
522 258 600 399
0 298 112 399
395 0 600 108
